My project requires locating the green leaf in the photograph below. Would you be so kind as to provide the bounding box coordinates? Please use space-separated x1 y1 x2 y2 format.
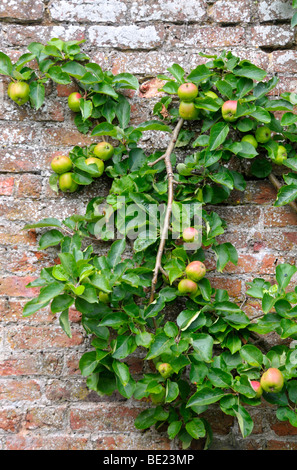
112 361 130 386
167 63 185 83
59 253 78 279
239 344 263 367
185 418 206 439
276 263 297 290
80 99 93 121
0 52 13 76
23 297 50 317
167 421 182 439
187 387 225 408
112 73 139 90
39 229 64 249
145 333 175 360
281 112 297 126
47 66 71 84
79 351 98 376
107 238 126 268
38 282 65 304
61 61 86 78
234 62 266 81
191 333 213 362
23 218 62 229
234 405 254 438
51 294 74 314
59 309 72 338
136 120 171 132
134 409 157 430
208 122 229 151
165 381 179 403
275 184 297 207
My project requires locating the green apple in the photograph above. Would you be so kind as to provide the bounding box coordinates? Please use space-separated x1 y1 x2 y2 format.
179 101 199 120
274 145 287 165
99 291 110 304
185 261 206 282
93 142 114 161
7 81 30 106
255 126 271 143
241 134 258 149
177 82 198 102
68 92 82 112
157 363 174 379
177 278 199 296
176 163 192 176
85 157 104 176
251 380 263 398
51 155 73 174
260 368 284 393
182 227 199 243
59 172 78 193
222 100 238 122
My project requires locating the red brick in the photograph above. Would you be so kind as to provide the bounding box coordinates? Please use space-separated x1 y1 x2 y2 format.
45 379 89 402
15 175 42 198
4 25 85 47
168 25 245 48
250 25 294 48
6 325 84 350
0 276 39 298
209 0 252 22
5 435 89 450
0 379 41 401
25 406 66 430
0 353 63 376
0 409 24 433
70 405 142 432
88 25 166 50
0 176 14 196
0 0 44 21
263 206 297 227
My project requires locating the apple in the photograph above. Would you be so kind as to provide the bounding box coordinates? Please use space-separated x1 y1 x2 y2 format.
241 134 258 149
157 363 174 379
99 291 110 304
222 100 238 122
93 142 114 161
7 81 30 106
274 145 287 165
85 157 104 176
51 155 73 174
182 227 199 243
59 172 78 193
176 163 192 176
185 260 206 282
179 101 199 121
255 126 271 143
177 82 198 102
251 380 263 398
260 368 284 393
177 278 199 296
68 92 82 112
150 386 166 404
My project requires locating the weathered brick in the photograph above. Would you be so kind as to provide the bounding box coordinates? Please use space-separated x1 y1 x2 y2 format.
4 25 85 47
250 25 294 48
0 276 39 298
0 352 63 376
257 0 294 21
15 175 43 198
168 25 246 48
50 0 128 23
208 0 252 23
0 408 24 433
0 0 44 22
25 406 67 431
0 175 14 196
6 325 84 350
0 379 41 401
45 379 90 402
5 435 89 450
130 0 207 22
70 405 143 432
88 25 167 50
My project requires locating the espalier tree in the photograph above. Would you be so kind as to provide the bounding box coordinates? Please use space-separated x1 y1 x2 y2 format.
1 39 297 448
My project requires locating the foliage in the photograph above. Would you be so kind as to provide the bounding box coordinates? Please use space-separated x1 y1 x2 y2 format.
1 42 297 449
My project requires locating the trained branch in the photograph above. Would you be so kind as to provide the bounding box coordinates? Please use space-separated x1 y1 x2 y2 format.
268 173 297 214
149 118 184 304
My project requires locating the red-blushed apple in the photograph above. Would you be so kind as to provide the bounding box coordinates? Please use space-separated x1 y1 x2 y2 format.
59 172 78 193
157 363 174 379
7 81 30 106
255 126 271 143
260 368 284 393
93 142 114 161
177 278 199 295
182 227 199 243
68 92 82 112
251 380 263 398
179 101 199 121
177 82 198 102
222 100 238 122
51 155 73 174
185 260 206 282
274 145 287 165
85 157 104 176
241 134 258 149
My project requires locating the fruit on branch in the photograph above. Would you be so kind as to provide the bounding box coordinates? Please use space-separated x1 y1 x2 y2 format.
7 81 30 106
241 134 258 149
177 278 199 295
85 157 104 176
51 155 73 174
150 386 166 404
176 163 192 176
179 101 199 120
255 126 271 144
68 92 82 112
177 82 198 102
221 100 238 122
182 227 199 243
157 362 174 379
251 380 263 398
273 145 287 165
59 172 78 193
99 291 110 304
260 368 284 393
93 142 114 161
185 260 206 282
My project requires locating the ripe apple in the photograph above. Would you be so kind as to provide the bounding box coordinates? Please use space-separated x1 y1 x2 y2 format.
51 155 73 174
85 157 104 176
274 145 287 165
59 172 79 193
251 380 263 398
93 142 114 161
185 260 206 282
260 368 284 393
255 126 271 143
99 291 110 304
177 278 199 296
241 134 258 149
221 100 238 122
182 227 199 243
177 82 198 102
7 81 30 106
68 92 82 112
150 386 166 404
179 101 199 120
157 363 174 379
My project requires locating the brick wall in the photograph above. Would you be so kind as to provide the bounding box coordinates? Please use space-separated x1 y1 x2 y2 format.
0 0 297 451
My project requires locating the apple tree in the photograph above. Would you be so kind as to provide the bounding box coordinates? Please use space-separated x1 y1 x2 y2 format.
1 41 297 448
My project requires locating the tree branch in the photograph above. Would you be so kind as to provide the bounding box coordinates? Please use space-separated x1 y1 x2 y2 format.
268 173 297 214
149 118 184 304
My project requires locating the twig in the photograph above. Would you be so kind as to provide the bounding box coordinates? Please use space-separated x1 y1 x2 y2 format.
268 173 297 214
149 118 184 304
